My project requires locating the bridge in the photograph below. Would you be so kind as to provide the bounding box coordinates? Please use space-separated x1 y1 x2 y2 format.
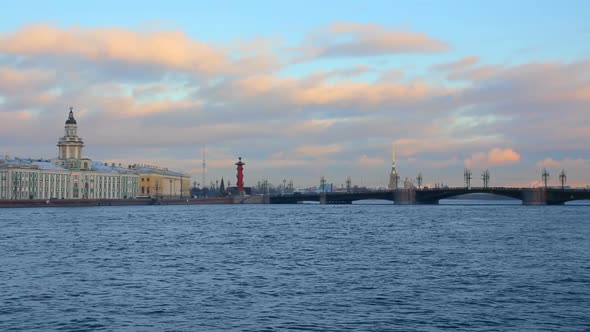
269 187 590 205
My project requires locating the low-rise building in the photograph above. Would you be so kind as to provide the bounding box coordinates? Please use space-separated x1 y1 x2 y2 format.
132 164 190 198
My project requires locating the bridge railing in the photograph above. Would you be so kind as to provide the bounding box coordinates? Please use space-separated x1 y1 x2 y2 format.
418 187 523 191
271 187 588 197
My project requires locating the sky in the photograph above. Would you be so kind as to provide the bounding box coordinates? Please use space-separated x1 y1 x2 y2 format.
0 0 589 188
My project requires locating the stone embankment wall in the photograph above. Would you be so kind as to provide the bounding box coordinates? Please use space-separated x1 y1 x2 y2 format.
0 197 236 208
233 195 269 204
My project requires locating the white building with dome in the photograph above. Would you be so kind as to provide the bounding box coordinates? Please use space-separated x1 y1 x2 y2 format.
0 108 139 200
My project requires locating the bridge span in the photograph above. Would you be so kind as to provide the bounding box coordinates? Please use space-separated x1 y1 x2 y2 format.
269 188 590 205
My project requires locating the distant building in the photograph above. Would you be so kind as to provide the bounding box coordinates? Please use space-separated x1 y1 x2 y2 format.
403 177 416 189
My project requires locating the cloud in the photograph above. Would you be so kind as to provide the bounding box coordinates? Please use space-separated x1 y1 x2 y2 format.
0 23 279 76
431 56 479 71
574 85 590 100
393 135 502 158
465 148 521 168
294 144 343 158
295 22 449 61
378 69 405 82
357 154 385 167
536 158 561 168
129 100 202 116
536 157 590 170
0 67 56 97
229 74 445 108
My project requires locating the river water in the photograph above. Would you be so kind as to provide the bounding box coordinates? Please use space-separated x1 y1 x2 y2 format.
1 204 589 331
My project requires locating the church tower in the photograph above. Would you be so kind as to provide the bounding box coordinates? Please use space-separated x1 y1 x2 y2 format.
388 145 399 190
53 107 92 170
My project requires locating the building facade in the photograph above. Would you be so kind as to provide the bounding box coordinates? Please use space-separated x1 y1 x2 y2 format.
0 161 71 199
133 164 191 198
0 158 139 200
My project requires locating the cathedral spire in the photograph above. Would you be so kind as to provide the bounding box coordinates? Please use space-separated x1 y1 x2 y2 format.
388 144 399 190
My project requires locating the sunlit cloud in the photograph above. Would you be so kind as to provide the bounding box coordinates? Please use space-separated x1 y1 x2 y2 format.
295 22 449 61
465 148 521 169
536 158 561 168
0 23 279 76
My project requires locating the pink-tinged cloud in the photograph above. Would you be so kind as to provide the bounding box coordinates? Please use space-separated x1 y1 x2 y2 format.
296 22 449 61
0 24 277 75
393 134 502 157
0 110 33 121
294 144 342 158
294 81 433 106
431 56 479 71
536 158 590 171
465 148 521 168
357 154 385 167
0 67 55 92
131 100 202 116
232 75 286 96
536 158 561 168
489 148 521 164
232 74 441 107
574 85 590 100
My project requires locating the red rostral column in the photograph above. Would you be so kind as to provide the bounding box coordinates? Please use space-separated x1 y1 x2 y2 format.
235 157 245 194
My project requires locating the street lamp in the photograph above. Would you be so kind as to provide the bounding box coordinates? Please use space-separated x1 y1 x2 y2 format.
482 170 490 188
542 168 550 189
346 176 351 193
559 169 567 189
464 169 472 189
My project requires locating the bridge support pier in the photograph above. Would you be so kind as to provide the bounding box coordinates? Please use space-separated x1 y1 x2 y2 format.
393 189 416 205
320 192 327 205
521 188 547 205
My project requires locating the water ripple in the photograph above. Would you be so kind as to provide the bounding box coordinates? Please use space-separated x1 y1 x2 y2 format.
0 204 589 331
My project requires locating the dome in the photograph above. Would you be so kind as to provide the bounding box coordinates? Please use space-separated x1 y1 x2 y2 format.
65 108 77 125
